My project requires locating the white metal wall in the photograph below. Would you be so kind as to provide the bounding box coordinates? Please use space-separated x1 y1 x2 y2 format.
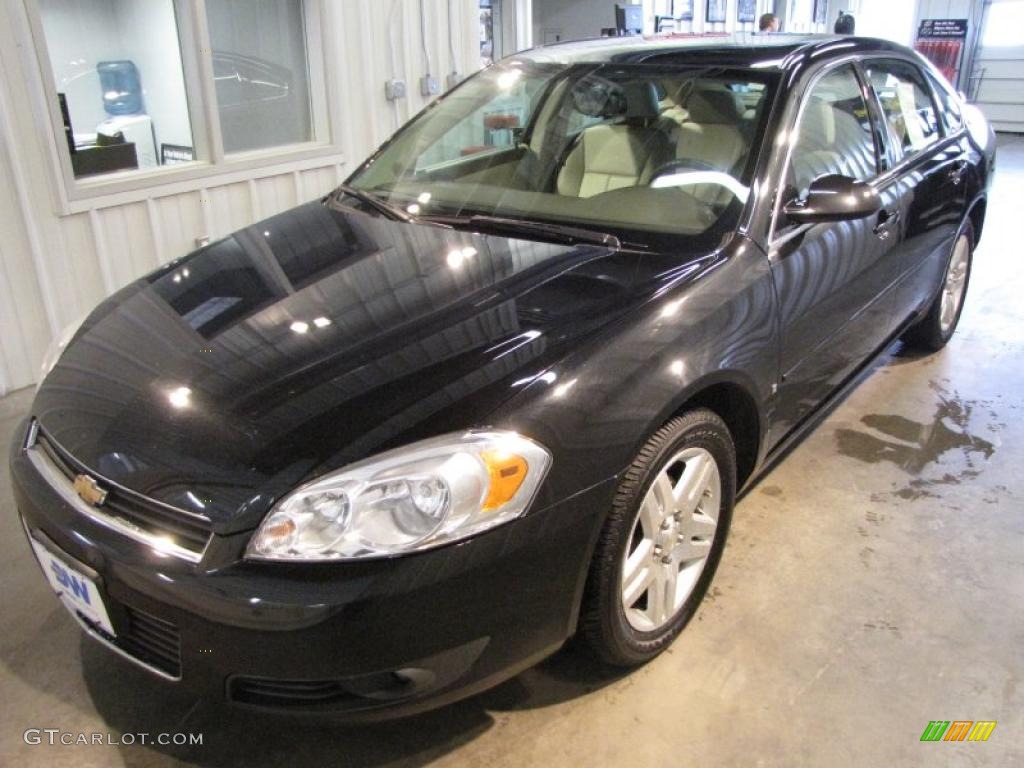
972 0 1024 132
0 0 482 396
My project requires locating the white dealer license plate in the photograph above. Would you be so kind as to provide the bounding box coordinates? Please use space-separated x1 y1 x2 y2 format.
29 537 116 637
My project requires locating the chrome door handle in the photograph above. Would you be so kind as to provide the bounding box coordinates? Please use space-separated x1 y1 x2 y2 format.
873 208 900 239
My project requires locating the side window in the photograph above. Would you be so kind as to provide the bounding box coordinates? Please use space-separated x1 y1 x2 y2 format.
925 70 964 134
788 65 878 198
865 60 941 158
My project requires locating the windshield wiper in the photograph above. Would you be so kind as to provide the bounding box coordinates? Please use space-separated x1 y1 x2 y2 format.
422 213 620 249
330 185 412 222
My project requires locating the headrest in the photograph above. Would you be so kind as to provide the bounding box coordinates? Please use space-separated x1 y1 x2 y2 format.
570 79 661 120
684 87 743 124
620 81 661 120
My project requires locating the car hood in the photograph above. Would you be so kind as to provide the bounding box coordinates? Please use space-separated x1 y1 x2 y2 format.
32 200 684 532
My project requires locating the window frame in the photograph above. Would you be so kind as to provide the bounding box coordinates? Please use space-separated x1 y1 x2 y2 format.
22 0 338 214
921 67 964 136
767 58 888 246
861 57 944 163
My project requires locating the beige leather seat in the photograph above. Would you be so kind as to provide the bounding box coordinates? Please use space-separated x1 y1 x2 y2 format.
658 81 691 127
791 98 877 195
556 83 672 199
669 87 748 207
675 87 747 173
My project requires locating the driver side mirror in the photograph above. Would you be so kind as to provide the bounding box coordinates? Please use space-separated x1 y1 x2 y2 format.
783 174 881 225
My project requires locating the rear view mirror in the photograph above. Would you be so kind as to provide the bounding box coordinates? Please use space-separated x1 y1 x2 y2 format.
783 174 881 224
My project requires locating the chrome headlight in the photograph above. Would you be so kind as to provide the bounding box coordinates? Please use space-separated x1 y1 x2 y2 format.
246 431 551 561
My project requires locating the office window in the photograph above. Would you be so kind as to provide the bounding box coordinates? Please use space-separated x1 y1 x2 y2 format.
205 0 314 153
38 0 195 178
33 0 326 194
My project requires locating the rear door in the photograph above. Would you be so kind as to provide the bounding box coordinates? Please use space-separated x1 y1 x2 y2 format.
862 58 966 322
767 63 902 443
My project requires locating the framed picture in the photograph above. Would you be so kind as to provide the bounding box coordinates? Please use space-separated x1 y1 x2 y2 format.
674 0 694 21
737 0 757 23
160 143 195 165
813 0 828 25
706 0 726 24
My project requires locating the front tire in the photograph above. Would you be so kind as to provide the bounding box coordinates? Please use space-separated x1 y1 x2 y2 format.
579 409 736 666
902 221 974 352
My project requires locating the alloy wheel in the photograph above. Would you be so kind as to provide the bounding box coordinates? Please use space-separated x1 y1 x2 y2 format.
620 447 721 632
940 234 971 334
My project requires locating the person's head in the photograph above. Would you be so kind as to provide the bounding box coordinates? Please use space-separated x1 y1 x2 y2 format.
834 11 855 34
759 13 779 32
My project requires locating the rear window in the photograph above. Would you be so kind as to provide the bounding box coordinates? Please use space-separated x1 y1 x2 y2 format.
925 70 964 134
865 59 941 158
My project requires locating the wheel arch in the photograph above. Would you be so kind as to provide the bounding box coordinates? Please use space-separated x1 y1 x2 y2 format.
967 195 987 246
652 371 767 492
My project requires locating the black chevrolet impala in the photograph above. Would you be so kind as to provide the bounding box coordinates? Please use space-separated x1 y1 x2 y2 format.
12 34 994 717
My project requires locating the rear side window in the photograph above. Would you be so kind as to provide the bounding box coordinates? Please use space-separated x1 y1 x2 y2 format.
865 60 941 158
787 64 878 197
925 70 964 134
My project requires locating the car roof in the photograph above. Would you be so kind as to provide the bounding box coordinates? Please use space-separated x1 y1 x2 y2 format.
512 33 915 71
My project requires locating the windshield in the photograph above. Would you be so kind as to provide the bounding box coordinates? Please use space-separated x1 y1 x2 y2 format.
347 60 777 251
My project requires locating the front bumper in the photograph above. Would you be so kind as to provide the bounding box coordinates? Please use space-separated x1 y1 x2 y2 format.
10 418 613 719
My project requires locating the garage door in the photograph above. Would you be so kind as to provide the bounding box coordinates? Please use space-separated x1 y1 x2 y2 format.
971 0 1024 132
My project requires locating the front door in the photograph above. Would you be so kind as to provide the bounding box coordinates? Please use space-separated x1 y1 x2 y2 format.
768 63 902 443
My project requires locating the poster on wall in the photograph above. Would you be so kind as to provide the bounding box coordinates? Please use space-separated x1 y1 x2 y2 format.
675 0 694 21
160 144 194 165
918 19 968 39
915 19 969 87
706 0 726 24
737 0 756 24
812 0 828 25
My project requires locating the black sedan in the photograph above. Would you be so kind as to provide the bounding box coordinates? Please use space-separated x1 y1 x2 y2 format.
11 34 994 718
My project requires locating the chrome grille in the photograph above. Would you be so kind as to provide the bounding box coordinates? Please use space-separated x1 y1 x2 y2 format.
30 424 212 559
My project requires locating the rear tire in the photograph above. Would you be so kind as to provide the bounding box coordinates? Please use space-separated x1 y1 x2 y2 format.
579 409 736 666
902 220 974 352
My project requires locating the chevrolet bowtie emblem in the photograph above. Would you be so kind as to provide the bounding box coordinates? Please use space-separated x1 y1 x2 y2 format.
73 474 108 506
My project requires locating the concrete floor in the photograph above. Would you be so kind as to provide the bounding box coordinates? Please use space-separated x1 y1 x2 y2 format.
2 136 1023 768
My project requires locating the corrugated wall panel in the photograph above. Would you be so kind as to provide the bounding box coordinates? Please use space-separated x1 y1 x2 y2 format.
0 225 49 397
96 203 163 290
207 182 256 242
254 175 299 222
298 166 338 202
154 193 207 265
53 213 108 314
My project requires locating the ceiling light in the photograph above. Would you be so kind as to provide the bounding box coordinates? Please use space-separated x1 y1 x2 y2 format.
313 317 331 328
290 321 309 334
447 249 465 269
168 386 192 409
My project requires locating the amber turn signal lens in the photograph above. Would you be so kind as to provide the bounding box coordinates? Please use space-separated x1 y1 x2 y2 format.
481 450 528 510
264 518 296 540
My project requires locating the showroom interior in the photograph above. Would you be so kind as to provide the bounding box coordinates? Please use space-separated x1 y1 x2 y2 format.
0 0 1021 765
